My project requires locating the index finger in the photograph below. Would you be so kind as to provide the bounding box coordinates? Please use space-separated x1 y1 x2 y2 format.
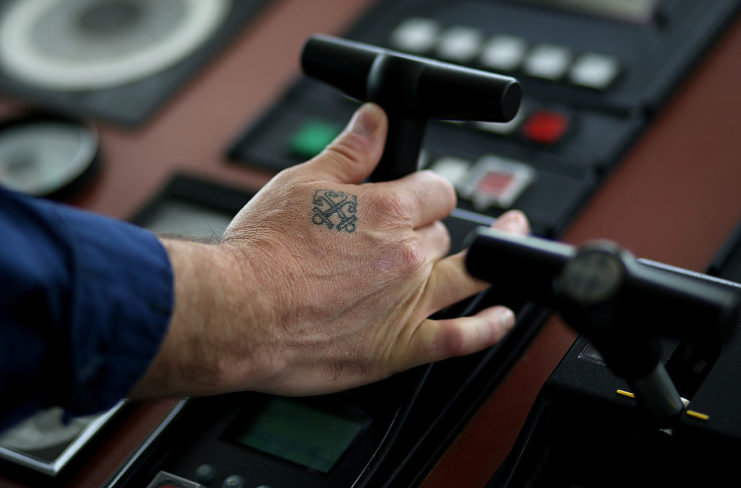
421 210 530 313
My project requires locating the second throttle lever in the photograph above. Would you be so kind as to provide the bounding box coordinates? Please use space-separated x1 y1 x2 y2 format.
465 227 740 427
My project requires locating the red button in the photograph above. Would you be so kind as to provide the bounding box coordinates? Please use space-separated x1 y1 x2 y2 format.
522 110 570 145
476 171 515 196
459 156 536 209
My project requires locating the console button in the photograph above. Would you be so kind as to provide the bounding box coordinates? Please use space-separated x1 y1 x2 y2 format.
570 53 621 90
480 35 528 72
194 464 216 484
289 120 340 159
429 156 471 187
521 109 570 145
390 17 441 53
436 26 483 63
523 44 572 80
459 155 535 210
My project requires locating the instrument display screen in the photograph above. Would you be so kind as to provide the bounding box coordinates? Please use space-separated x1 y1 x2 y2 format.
231 398 369 474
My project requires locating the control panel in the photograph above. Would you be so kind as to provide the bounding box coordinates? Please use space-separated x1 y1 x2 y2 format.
230 0 739 237
109 0 741 486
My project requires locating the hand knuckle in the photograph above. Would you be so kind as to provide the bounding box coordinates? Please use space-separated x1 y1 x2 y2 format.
372 191 410 221
402 238 426 270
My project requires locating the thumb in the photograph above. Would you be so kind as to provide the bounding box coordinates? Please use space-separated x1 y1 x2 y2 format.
304 103 388 184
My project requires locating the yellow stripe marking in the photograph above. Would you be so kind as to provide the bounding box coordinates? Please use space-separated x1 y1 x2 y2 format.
686 410 709 421
616 389 635 399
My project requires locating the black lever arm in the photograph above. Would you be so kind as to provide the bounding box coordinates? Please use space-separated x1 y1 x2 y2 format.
301 34 521 181
465 227 740 426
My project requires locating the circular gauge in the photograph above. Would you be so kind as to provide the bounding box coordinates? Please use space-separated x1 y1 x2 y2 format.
0 113 100 199
0 0 230 91
0 407 92 452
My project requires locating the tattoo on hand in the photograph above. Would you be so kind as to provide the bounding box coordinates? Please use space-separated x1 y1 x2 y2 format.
312 189 358 233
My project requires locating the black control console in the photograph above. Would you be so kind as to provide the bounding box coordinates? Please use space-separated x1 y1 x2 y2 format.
230 0 740 237
107 0 741 486
477 223 741 486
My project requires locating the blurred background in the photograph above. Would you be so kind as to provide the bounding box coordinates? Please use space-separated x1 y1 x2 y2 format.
0 0 740 487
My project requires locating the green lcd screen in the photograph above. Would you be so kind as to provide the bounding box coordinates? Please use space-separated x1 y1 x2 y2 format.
233 398 368 474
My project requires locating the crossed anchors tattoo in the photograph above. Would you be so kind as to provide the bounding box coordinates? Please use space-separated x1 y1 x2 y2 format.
312 189 358 233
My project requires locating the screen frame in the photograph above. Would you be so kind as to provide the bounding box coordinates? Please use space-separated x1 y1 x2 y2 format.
128 173 255 234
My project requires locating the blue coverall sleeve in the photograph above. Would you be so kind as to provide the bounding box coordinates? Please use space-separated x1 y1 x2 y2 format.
0 187 173 430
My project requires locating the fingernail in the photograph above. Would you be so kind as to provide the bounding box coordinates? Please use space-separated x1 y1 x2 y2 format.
349 103 382 137
495 210 529 235
488 306 516 332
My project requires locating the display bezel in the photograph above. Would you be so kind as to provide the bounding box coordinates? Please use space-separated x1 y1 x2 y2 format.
129 173 254 234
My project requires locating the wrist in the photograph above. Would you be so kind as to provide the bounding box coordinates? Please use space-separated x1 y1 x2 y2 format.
129 238 246 398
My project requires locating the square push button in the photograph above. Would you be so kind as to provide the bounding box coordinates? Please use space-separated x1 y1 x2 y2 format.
390 17 441 54
523 44 572 80
429 156 471 187
459 155 535 210
289 120 341 159
436 26 483 63
569 53 621 90
480 35 527 72
521 109 570 145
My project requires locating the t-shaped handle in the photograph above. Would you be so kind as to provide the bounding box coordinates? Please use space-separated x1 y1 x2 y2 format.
301 34 522 181
465 227 740 427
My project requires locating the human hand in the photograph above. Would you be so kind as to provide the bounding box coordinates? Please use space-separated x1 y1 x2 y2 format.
130 103 529 399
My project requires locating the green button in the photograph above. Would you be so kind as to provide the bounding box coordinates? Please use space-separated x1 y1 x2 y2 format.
289 120 341 159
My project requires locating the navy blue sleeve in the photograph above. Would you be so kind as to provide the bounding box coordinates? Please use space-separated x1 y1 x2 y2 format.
0 187 174 430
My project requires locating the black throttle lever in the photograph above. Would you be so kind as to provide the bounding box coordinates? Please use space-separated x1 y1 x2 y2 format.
465 227 740 427
301 34 521 182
